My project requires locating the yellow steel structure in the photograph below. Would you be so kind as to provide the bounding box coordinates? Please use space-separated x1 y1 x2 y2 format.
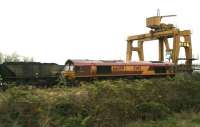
126 15 192 66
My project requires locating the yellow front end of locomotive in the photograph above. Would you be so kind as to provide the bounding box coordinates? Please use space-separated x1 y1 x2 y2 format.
63 71 75 80
62 64 76 80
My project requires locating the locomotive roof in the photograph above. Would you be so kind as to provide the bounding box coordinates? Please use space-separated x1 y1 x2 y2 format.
66 59 123 65
66 59 174 66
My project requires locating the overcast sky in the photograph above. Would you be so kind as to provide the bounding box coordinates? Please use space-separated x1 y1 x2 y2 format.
0 0 200 64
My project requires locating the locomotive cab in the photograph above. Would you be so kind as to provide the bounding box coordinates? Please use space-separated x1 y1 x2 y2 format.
62 60 75 80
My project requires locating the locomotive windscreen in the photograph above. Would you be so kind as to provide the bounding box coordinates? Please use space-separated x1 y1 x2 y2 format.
64 63 74 71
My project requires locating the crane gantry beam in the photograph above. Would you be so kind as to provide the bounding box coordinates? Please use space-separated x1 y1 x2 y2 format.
127 29 190 42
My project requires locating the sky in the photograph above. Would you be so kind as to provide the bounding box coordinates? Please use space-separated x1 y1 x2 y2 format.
0 0 200 64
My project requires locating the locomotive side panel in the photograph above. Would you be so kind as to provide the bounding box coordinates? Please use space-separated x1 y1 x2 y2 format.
112 65 125 75
75 66 91 77
124 65 143 75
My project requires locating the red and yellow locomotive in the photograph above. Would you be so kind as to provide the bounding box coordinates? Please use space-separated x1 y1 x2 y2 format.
62 59 175 81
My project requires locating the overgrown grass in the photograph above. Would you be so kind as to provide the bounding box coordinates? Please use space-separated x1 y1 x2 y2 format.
127 112 200 127
0 73 200 127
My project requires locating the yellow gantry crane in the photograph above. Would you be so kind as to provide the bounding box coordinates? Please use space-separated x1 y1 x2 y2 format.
126 12 193 66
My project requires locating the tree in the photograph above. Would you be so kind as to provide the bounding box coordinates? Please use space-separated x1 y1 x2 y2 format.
0 52 34 63
4 52 20 62
23 56 34 62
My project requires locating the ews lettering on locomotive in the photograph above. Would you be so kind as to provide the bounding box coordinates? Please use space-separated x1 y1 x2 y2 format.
112 66 124 72
125 66 142 72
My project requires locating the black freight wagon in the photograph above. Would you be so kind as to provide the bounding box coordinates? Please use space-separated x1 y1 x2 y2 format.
0 62 64 85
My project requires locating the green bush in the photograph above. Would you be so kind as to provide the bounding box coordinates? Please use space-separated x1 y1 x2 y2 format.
1 73 200 126
134 102 170 120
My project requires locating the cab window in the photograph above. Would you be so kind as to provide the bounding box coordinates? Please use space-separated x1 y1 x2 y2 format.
64 64 69 71
69 65 74 71
64 64 74 71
